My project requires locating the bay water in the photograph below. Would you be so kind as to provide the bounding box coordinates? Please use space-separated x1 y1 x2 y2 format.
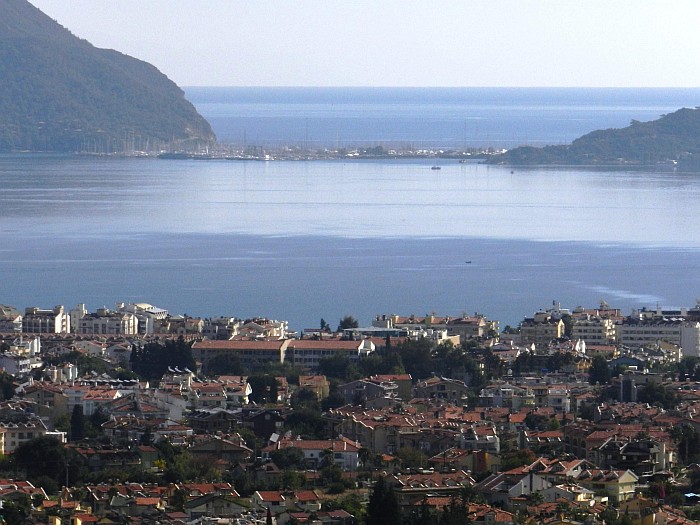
186 87 700 149
2 88 700 331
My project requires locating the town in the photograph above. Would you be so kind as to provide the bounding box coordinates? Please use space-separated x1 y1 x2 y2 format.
0 300 698 525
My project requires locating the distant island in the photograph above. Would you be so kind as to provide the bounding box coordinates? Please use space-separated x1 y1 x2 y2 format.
0 0 215 153
488 105 700 168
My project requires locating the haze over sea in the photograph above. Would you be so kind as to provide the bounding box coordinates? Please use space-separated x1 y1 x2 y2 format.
3 87 700 331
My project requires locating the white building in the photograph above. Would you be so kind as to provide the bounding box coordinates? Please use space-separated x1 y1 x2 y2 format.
0 304 22 333
680 322 700 357
22 306 69 333
116 302 168 335
547 385 571 413
9 336 41 358
0 414 47 453
78 308 138 335
284 339 375 369
572 315 617 345
69 304 88 333
617 318 700 357
45 362 79 382
262 437 361 470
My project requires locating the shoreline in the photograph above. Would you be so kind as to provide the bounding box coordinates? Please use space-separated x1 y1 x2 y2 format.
1 150 689 171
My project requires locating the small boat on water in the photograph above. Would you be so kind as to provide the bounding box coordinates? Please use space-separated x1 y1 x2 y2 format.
431 166 441 170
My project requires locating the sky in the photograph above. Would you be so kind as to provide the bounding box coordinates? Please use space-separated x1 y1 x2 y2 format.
29 0 700 88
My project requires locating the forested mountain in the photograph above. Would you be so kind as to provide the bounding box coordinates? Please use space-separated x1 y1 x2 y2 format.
489 105 700 167
0 0 215 152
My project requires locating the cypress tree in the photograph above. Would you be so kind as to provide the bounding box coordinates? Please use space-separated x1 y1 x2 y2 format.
366 476 400 525
70 405 85 442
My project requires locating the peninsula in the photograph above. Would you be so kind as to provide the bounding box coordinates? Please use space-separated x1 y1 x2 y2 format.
489 105 700 167
0 0 215 153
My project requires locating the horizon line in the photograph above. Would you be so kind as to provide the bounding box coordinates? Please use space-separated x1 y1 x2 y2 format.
182 85 700 90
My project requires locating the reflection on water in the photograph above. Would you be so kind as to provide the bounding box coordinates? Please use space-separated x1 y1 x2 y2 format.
2 155 699 247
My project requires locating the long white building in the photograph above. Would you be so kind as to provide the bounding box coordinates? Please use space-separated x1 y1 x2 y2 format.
78 308 139 335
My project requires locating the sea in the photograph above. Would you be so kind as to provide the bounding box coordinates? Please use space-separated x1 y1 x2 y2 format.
3 87 700 332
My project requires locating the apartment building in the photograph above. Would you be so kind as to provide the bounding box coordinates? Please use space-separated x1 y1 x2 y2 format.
22 306 69 333
78 308 139 335
520 312 564 349
571 315 617 345
192 340 289 372
284 339 375 369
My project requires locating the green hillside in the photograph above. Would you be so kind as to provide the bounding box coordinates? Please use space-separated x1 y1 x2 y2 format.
0 0 215 152
489 105 700 167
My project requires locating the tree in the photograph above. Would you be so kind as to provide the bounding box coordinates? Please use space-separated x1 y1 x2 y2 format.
561 314 574 338
324 493 366 523
358 352 405 378
270 447 305 470
670 423 700 463
206 353 244 376
291 387 320 411
161 448 222 484
0 496 31 525
320 461 343 487
529 492 544 505
321 389 346 410
408 499 434 525
70 405 85 442
280 469 305 490
87 406 109 437
31 475 59 496
358 447 373 469
678 356 700 381
637 382 679 409
171 488 188 512
130 336 196 381
285 408 328 439
337 315 359 332
438 497 470 525
0 371 16 400
395 447 427 469
500 448 536 471
588 355 611 385
319 354 359 381
524 413 550 431
546 351 574 372
366 476 401 525
397 338 434 380
482 348 505 380
548 416 561 431
15 436 69 486
248 375 279 404
140 425 154 446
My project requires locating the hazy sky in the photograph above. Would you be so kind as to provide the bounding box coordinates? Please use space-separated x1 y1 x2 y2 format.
29 0 700 88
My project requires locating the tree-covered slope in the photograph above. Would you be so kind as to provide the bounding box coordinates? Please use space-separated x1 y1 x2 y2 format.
489 106 700 166
0 0 215 152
